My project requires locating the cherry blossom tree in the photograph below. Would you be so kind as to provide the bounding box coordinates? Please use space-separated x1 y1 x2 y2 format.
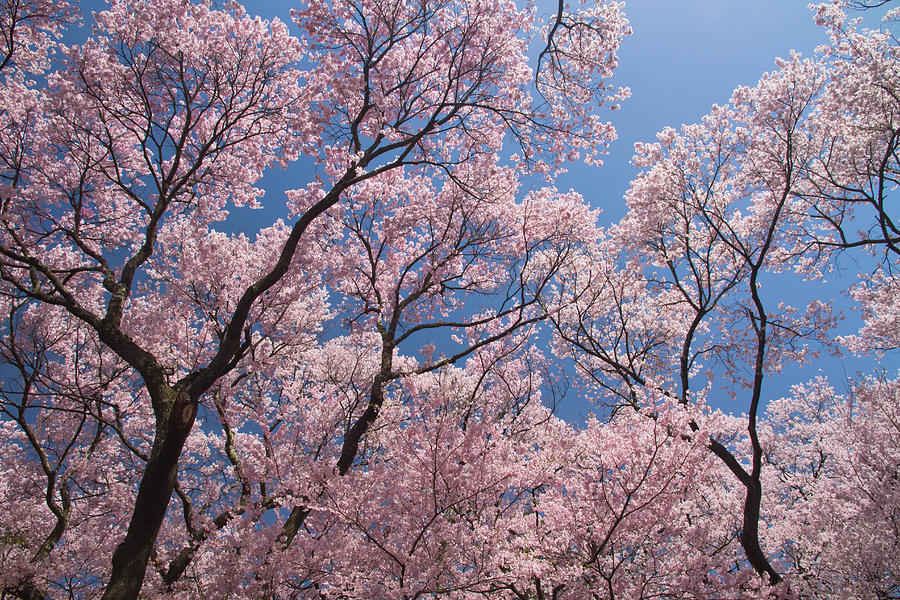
2 0 899 598
549 0 899 593
760 376 900 599
0 0 629 597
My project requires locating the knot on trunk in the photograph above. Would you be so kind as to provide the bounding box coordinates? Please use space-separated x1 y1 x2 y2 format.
172 390 197 434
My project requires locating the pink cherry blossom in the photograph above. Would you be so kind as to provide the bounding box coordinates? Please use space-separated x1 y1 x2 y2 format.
1 0 898 598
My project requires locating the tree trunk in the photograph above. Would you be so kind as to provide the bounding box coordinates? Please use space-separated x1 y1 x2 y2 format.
101 389 197 600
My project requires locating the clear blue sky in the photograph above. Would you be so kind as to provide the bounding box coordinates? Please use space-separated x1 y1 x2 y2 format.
243 1 841 211
241 0 843 222
69 1 893 417
69 0 855 213
556 0 839 219
536 1 889 417
238 0 892 416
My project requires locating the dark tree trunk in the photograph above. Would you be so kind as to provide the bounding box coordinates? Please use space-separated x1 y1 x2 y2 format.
102 390 197 600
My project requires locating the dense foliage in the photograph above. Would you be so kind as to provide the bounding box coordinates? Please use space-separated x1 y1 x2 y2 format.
0 0 897 598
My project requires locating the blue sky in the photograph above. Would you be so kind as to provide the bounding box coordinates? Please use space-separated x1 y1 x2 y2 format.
239 0 846 226
243 1 840 217
68 0 857 216
67 1 894 418
536 1 891 417
241 0 893 417
558 0 837 219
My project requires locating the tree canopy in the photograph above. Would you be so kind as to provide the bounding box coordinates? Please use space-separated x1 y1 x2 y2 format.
0 0 898 599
